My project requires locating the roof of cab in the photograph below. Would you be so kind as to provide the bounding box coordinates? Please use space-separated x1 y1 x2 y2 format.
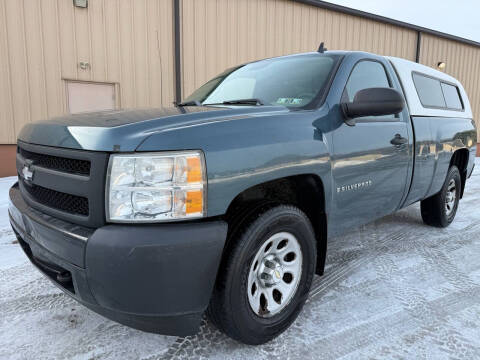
386 56 473 119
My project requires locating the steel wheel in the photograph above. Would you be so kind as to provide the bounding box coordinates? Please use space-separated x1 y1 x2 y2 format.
247 232 303 317
207 205 316 344
445 178 457 216
421 165 461 228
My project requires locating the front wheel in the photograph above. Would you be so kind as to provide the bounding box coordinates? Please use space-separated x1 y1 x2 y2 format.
207 205 316 345
421 165 461 227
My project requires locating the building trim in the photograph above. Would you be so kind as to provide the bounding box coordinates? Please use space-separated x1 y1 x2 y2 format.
173 0 182 103
294 0 480 49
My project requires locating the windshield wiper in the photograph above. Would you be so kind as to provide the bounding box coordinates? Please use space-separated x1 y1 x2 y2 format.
174 100 202 107
204 98 264 106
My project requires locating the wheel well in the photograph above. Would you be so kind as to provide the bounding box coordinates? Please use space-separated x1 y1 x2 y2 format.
450 149 469 198
224 175 327 275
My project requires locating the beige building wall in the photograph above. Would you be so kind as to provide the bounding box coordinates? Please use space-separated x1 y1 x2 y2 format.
181 0 417 98
0 0 479 173
419 33 480 137
0 0 175 145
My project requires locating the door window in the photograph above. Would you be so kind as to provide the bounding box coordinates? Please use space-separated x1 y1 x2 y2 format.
343 61 391 102
342 60 395 119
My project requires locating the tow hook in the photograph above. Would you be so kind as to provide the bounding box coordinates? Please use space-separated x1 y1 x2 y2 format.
57 271 72 284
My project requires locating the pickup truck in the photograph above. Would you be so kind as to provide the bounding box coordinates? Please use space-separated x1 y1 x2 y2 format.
9 50 477 345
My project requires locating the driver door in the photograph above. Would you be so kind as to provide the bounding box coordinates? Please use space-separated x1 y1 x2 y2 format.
331 59 411 229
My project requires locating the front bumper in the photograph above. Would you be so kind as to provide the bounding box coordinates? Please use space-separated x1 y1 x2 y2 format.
8 183 228 336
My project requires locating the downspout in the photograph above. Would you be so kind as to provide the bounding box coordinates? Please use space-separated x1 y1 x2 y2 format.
415 31 422 63
173 0 182 103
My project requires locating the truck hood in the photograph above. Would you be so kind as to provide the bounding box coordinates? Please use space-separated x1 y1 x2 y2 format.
18 106 288 152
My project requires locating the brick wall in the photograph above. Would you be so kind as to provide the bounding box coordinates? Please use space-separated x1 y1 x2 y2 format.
0 145 16 177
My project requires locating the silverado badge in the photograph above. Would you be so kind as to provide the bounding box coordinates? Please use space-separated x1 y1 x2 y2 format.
337 180 373 193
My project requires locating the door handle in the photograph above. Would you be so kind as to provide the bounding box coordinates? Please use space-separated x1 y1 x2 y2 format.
390 134 408 146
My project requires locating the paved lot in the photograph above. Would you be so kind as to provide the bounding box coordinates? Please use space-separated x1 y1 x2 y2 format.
1 160 480 359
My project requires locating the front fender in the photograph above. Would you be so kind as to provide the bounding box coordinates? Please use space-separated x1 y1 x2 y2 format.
137 110 333 217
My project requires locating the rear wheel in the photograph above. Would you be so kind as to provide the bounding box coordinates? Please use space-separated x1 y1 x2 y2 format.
207 205 316 345
421 165 461 227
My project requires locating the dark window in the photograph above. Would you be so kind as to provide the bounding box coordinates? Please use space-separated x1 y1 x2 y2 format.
343 61 391 102
441 82 463 110
412 73 446 108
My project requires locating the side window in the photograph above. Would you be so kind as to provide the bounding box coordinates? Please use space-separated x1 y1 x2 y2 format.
343 61 391 102
412 72 464 111
343 60 395 119
441 82 463 110
412 73 446 108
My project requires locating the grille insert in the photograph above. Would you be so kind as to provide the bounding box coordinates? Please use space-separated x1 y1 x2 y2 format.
19 148 91 176
22 182 89 216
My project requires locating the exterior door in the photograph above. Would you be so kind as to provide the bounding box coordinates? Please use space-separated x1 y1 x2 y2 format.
331 59 411 229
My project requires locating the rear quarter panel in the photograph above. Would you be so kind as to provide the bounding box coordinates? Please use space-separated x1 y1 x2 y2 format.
404 116 476 206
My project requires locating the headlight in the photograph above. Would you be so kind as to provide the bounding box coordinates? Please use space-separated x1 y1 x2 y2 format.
106 151 206 222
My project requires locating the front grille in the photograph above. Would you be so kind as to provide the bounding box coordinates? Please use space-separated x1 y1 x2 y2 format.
19 148 91 176
22 182 89 216
17 142 109 227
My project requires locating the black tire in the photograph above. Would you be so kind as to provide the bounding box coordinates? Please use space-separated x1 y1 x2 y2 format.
421 165 461 228
207 205 316 345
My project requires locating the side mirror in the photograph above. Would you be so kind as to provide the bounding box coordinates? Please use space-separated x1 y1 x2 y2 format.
341 87 405 125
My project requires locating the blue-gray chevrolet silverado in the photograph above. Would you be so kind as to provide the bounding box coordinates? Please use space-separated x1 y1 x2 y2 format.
9 50 477 344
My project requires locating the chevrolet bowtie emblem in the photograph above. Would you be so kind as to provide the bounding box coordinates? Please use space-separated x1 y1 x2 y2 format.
275 270 281 279
22 164 34 182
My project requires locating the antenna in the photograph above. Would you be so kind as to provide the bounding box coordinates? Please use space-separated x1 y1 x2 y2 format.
317 42 327 53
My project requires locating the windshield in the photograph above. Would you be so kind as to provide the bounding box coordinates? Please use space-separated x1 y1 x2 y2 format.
183 54 340 108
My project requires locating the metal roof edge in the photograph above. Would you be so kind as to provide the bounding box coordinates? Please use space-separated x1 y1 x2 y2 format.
294 0 480 48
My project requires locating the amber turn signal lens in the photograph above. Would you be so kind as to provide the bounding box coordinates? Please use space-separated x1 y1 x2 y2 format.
187 157 202 183
186 190 203 214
